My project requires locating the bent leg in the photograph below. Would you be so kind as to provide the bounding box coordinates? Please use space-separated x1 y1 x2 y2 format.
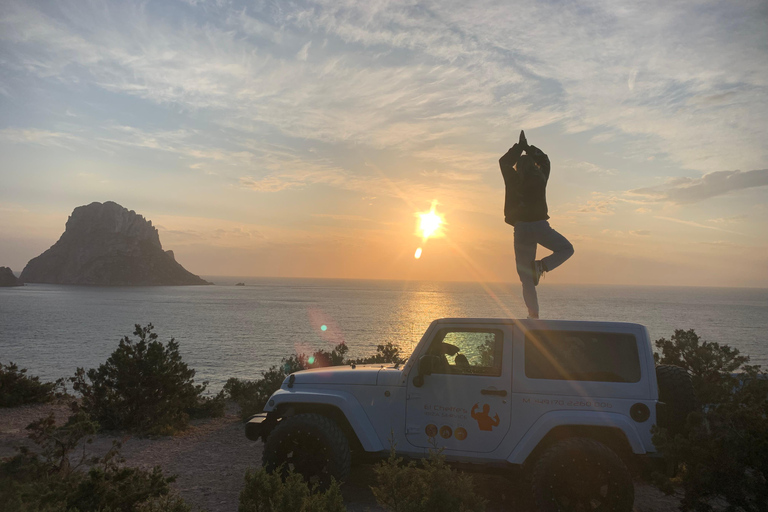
536 222 574 272
514 223 539 318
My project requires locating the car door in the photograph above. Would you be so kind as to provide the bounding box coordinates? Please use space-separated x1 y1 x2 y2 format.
405 326 511 453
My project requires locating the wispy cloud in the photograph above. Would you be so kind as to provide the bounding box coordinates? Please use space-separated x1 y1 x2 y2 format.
709 214 748 225
0 129 82 150
571 161 618 176
601 229 651 237
239 175 306 193
630 169 768 204
311 213 372 222
699 240 746 248
655 216 744 235
576 195 618 215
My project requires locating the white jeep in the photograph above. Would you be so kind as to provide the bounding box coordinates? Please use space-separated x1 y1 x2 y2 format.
246 318 696 511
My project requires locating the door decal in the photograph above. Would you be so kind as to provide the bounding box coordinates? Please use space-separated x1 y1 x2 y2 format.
471 403 500 431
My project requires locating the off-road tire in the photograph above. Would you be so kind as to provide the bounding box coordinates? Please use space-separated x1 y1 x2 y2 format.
262 413 351 488
532 437 634 512
656 364 697 435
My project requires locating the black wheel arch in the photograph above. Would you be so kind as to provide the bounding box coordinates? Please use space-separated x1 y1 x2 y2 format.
524 425 635 471
272 402 365 455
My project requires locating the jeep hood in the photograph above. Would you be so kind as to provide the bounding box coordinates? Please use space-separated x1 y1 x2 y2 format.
286 365 390 386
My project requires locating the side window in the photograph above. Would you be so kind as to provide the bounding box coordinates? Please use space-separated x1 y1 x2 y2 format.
428 329 503 376
525 330 641 383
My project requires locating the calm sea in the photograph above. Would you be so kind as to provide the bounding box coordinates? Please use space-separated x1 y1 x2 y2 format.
1 278 766 390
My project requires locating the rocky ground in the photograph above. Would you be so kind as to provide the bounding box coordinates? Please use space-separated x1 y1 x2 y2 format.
0 402 682 511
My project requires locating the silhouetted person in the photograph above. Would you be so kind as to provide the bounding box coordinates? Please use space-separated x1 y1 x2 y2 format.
471 403 500 431
500 130 574 319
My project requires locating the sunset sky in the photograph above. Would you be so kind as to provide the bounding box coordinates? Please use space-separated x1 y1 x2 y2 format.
1 0 766 287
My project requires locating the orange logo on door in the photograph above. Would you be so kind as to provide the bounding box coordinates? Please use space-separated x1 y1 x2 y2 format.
471 403 500 431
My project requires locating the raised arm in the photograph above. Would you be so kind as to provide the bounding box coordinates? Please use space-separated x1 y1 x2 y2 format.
525 145 551 180
499 130 529 184
499 144 524 184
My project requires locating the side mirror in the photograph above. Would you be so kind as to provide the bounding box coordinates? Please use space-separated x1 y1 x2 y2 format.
413 355 440 388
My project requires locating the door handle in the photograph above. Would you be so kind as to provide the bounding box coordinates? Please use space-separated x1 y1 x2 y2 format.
481 389 508 396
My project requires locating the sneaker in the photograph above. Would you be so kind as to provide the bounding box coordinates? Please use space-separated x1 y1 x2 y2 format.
531 260 545 286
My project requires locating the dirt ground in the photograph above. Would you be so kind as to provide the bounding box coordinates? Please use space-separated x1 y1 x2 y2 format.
0 402 682 511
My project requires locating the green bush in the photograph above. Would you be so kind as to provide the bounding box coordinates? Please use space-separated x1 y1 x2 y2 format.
238 466 345 512
226 342 406 421
0 411 191 512
372 447 486 512
71 323 222 435
652 329 768 511
654 328 756 404
351 342 407 366
225 353 307 422
0 362 64 407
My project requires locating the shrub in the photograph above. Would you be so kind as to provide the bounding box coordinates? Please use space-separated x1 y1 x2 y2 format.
238 466 345 512
0 411 191 512
187 389 228 420
372 447 486 512
226 342 406 421
225 353 307 422
0 362 64 407
652 330 768 511
351 342 407 366
71 323 221 435
654 328 755 404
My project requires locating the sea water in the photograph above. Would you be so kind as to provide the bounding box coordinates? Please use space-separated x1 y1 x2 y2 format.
1 278 766 389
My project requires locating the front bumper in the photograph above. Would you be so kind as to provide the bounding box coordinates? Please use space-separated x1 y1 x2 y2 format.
245 413 277 441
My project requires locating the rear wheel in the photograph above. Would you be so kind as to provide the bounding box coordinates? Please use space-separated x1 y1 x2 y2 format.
531 437 634 512
262 413 351 489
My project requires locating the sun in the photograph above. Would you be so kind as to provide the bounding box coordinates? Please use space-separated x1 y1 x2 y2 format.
416 200 444 241
420 211 442 239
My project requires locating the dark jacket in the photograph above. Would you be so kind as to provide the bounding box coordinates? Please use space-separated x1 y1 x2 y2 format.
499 143 551 225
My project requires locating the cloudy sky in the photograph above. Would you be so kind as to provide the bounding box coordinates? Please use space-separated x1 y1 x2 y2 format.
1 0 766 286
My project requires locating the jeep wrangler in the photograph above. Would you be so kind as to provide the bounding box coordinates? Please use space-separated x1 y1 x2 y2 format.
245 318 696 512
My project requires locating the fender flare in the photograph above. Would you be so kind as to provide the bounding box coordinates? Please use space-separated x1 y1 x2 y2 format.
265 388 384 452
506 411 646 465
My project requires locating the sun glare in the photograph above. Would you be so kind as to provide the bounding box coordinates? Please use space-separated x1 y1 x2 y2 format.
414 247 422 259
417 201 444 240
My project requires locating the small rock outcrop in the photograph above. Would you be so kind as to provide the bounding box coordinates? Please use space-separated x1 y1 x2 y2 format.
0 267 23 287
20 202 210 286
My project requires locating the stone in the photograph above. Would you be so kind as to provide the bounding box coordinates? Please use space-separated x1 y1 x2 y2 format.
20 201 211 286
0 267 23 287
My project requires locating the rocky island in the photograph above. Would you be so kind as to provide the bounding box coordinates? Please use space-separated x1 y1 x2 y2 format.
20 201 210 286
0 267 23 287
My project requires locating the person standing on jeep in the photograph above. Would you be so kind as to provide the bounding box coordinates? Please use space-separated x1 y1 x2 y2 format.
499 130 574 319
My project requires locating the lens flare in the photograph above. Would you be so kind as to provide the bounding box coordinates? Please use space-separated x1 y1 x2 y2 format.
414 247 422 259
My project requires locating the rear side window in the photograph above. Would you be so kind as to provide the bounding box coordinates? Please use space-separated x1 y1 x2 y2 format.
525 330 641 383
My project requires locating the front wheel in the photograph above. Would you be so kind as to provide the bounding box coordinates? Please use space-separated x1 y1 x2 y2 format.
262 413 351 489
531 437 634 512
